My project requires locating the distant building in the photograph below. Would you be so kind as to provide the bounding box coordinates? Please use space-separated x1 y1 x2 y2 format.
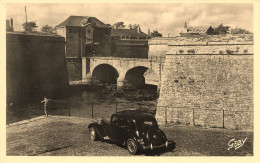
111 29 151 40
6 18 14 32
180 22 233 36
180 22 209 36
55 15 149 82
55 15 111 58
55 15 111 81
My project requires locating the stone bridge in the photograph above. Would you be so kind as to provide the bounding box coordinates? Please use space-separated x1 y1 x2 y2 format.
82 57 164 89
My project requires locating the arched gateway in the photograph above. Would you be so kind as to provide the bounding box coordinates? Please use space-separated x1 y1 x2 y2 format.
82 57 163 90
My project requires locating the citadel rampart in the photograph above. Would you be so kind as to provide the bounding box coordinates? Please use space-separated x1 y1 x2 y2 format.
6 33 69 105
155 35 253 130
148 34 253 57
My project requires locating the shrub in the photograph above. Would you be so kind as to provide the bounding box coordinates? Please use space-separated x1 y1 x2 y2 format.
179 49 184 54
243 49 248 53
187 49 195 54
236 46 240 53
226 49 234 54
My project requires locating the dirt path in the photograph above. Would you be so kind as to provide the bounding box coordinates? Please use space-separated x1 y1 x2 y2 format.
6 116 253 156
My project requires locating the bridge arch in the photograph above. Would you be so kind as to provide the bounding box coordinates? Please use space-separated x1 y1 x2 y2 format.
84 57 162 90
124 66 149 88
92 64 119 84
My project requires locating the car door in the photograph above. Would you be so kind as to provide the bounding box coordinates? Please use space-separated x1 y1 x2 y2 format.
116 118 132 143
110 116 129 143
109 115 122 142
102 115 117 138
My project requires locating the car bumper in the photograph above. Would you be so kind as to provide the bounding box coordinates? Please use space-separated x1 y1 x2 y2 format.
142 141 169 150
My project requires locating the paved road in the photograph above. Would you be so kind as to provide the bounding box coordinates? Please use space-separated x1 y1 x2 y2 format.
6 116 253 156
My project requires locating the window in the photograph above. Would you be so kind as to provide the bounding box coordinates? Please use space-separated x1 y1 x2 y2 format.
130 36 137 39
111 115 118 123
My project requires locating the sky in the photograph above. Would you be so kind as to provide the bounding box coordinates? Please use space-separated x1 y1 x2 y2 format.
6 3 253 36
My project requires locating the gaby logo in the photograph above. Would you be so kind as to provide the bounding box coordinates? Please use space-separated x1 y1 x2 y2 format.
228 138 247 150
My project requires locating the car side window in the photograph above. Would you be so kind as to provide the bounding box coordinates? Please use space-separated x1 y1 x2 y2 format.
117 118 127 128
126 120 135 130
111 115 118 125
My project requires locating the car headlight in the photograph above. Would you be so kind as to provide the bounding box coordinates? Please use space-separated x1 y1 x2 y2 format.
136 131 140 137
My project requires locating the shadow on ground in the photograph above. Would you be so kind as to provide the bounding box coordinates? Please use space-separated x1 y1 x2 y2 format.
143 141 176 156
100 139 176 156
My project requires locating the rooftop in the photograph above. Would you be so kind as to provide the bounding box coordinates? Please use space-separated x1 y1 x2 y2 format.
56 15 110 28
186 26 210 34
111 29 150 38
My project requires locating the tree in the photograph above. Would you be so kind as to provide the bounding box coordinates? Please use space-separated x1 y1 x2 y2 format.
206 26 215 35
41 25 54 33
128 24 142 32
231 27 252 34
22 21 38 31
112 22 125 29
128 24 132 29
150 30 162 37
214 24 230 34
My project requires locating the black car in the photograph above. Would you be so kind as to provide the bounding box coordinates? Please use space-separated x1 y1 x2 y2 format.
88 110 169 155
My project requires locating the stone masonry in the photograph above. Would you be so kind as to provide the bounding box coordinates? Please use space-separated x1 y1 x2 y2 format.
155 35 253 130
6 33 69 105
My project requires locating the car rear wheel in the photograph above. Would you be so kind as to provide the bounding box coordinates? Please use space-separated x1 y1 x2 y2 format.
90 127 98 141
127 138 138 155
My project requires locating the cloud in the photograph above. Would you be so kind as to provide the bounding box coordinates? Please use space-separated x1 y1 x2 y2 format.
6 3 253 36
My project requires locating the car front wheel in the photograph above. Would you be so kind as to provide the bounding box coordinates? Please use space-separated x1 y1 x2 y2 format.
90 127 98 141
127 138 138 155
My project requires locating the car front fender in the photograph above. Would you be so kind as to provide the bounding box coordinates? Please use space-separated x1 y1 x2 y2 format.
88 123 105 138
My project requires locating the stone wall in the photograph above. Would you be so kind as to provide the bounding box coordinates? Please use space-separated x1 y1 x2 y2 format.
6 33 69 105
93 28 111 57
66 27 85 58
66 58 82 81
148 38 170 58
167 44 253 55
148 44 169 58
156 53 253 130
148 34 253 57
111 39 148 58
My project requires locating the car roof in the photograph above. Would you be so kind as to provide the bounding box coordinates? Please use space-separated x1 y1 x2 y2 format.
114 110 156 121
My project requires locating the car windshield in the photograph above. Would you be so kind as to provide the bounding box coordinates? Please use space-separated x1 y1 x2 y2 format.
136 119 158 131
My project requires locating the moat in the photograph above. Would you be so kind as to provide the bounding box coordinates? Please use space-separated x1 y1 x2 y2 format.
6 84 158 124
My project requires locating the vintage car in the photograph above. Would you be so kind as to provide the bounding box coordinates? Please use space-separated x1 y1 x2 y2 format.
88 110 169 155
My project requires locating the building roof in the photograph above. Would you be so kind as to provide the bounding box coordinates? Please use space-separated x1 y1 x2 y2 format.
56 16 110 28
186 26 209 34
180 26 210 35
111 29 150 38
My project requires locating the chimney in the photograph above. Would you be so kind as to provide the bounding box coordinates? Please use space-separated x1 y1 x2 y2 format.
147 29 150 35
138 26 141 33
10 18 13 27
184 22 187 28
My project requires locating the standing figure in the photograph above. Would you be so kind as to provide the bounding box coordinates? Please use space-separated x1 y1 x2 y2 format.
41 96 51 117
